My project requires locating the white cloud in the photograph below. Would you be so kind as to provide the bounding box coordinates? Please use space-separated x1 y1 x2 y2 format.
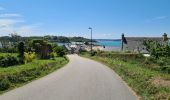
0 13 22 18
0 19 24 27
16 24 43 36
0 7 43 36
146 16 168 23
0 19 22 36
0 24 42 36
0 18 42 36
152 16 168 20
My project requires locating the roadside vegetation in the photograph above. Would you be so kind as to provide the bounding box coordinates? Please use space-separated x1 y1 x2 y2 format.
0 34 68 94
80 40 170 100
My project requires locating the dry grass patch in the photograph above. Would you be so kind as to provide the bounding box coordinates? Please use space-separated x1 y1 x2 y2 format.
152 77 170 88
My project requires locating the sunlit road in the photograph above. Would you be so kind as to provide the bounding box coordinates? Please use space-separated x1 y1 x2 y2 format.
0 54 138 100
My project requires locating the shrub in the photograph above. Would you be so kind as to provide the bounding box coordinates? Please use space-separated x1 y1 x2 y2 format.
161 66 170 74
0 55 19 67
91 51 97 56
50 52 57 59
156 57 167 66
0 47 17 53
24 52 36 63
0 56 4 60
53 46 66 57
0 78 10 91
143 40 170 59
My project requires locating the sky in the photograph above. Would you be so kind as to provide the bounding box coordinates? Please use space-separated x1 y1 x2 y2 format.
0 0 170 39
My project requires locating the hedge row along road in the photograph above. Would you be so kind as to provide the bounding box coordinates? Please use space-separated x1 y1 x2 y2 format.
0 54 138 100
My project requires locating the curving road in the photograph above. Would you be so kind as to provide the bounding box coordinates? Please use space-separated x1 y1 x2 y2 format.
0 54 138 100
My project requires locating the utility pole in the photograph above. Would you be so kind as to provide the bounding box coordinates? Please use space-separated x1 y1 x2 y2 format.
88 27 93 55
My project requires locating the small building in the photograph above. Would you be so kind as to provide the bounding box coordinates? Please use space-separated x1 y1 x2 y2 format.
63 44 74 54
121 33 169 53
70 42 86 53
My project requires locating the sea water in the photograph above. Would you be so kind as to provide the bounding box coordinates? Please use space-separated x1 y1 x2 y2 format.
95 39 121 51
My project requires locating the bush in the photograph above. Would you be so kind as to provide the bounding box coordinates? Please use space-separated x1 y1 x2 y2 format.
0 47 17 53
0 78 10 91
53 46 66 57
143 40 170 59
156 57 167 66
161 66 170 74
50 52 57 59
24 52 36 63
0 55 19 67
0 56 4 60
91 51 97 56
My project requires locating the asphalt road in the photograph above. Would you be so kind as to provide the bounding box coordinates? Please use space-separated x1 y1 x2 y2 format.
0 54 138 100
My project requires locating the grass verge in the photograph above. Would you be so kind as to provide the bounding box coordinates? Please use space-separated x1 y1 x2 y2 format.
80 52 170 100
0 57 68 94
0 53 17 57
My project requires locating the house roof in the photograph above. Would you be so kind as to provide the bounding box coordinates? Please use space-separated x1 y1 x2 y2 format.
125 37 163 41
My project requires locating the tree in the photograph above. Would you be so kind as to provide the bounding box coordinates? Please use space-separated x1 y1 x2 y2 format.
32 40 52 59
53 46 66 57
18 42 25 63
85 42 89 45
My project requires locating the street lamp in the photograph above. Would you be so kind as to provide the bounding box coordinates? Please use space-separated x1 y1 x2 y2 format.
88 27 92 55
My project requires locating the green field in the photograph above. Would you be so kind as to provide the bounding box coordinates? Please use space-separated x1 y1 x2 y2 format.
80 52 170 100
0 56 68 94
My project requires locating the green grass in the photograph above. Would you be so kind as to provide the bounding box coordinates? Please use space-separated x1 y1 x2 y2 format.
0 57 68 94
80 52 170 100
0 53 18 57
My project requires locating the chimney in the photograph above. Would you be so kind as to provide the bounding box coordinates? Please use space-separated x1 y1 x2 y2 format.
121 33 124 51
163 33 168 42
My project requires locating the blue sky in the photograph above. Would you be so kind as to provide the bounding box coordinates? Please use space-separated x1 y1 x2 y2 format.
0 0 170 39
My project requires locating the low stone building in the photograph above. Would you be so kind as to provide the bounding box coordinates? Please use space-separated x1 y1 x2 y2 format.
121 33 169 53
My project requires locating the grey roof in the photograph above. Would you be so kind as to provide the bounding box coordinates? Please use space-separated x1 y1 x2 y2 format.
125 37 163 41
64 45 72 51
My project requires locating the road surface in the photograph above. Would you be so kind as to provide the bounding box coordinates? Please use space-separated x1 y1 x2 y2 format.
0 54 138 100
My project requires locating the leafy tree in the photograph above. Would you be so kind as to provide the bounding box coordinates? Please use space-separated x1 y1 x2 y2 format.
85 42 89 45
18 42 25 63
10 33 21 43
32 40 52 59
